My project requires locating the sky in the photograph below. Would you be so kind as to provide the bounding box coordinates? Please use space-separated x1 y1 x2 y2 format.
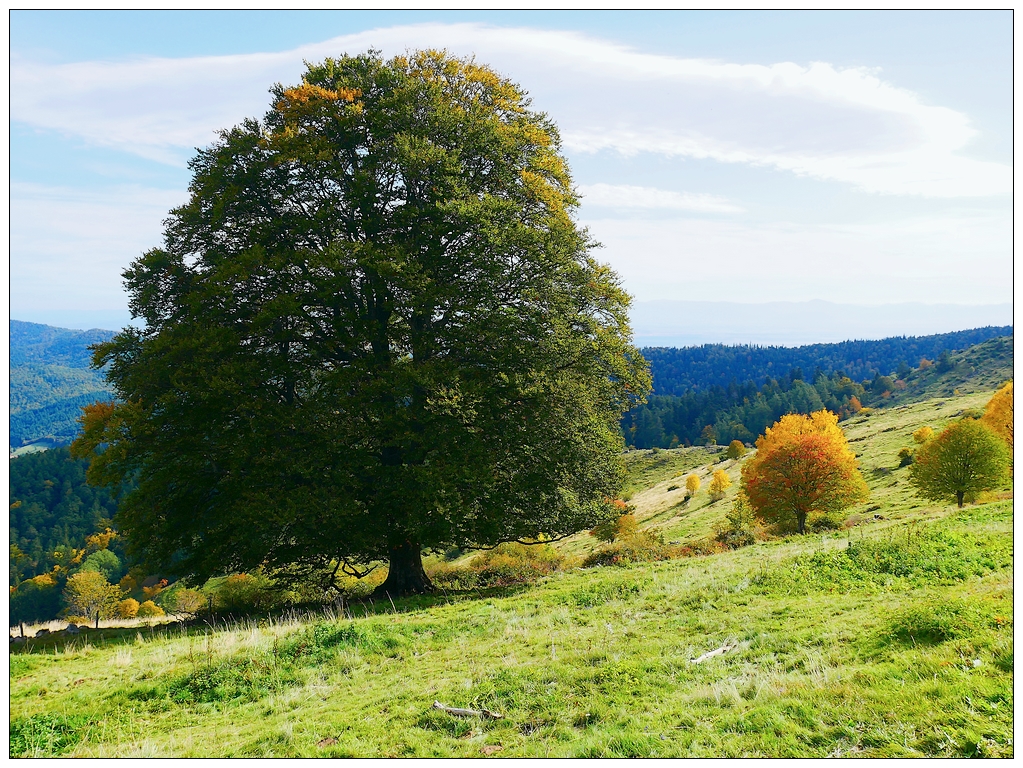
9 10 1014 337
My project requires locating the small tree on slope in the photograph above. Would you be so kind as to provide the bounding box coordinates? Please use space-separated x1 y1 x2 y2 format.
910 418 1010 508
742 410 868 534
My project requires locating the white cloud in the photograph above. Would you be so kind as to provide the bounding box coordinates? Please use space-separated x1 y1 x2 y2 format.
583 211 1012 305
11 22 1009 196
10 183 186 310
577 184 742 214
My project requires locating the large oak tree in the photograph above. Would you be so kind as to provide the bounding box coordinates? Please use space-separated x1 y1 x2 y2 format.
73 51 650 596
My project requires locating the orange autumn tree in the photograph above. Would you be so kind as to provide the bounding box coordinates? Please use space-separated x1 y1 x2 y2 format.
742 410 868 534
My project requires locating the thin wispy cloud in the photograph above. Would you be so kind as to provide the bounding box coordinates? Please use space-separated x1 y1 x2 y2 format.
11 22 1009 197
578 184 743 214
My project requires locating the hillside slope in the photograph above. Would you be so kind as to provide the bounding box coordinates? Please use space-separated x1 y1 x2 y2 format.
9 321 114 449
10 389 1012 758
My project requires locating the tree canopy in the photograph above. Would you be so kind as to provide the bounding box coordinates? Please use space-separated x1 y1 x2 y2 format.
741 410 868 533
910 418 1010 508
73 51 650 596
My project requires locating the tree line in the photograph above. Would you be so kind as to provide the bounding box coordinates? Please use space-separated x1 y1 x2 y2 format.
641 326 1011 397
624 370 867 449
9 447 124 583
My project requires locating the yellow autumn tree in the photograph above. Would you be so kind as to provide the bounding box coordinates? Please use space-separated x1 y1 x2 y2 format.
63 571 121 622
685 473 701 497
742 410 868 534
912 426 934 444
709 469 732 500
981 381 1013 450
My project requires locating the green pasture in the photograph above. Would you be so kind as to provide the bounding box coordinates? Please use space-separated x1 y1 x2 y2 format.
10 390 1012 757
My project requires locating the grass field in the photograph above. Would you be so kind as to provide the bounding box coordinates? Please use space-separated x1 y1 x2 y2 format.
9 390 1013 757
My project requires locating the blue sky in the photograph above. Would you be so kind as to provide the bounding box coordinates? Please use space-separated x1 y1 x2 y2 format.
10 11 1012 334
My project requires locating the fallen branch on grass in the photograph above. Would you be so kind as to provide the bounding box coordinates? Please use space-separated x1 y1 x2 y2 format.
690 643 736 664
432 701 503 720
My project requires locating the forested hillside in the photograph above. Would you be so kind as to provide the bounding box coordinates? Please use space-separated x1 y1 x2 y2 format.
625 333 1013 449
9 448 123 583
9 321 114 448
642 325 1011 396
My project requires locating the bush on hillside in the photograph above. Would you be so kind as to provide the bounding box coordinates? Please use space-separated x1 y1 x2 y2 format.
204 572 277 614
709 469 732 500
806 513 843 532
115 598 140 619
136 600 164 618
583 531 670 567
428 543 564 590
471 543 564 587
886 599 989 645
725 440 747 460
590 512 638 543
913 426 934 444
898 447 914 467
714 492 761 549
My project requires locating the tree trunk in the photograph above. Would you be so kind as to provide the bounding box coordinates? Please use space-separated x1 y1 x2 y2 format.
797 511 807 534
373 538 434 598
956 491 965 508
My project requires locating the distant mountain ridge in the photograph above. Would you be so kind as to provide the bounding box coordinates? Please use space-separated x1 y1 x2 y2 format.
10 320 115 449
10 320 116 368
642 326 1012 397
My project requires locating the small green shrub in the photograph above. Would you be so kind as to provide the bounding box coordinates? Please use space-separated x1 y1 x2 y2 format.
897 447 914 467
807 513 842 533
277 621 380 663
886 599 988 645
168 657 299 704
726 439 748 460
715 493 761 549
572 580 641 607
10 713 93 757
204 571 277 613
427 561 480 590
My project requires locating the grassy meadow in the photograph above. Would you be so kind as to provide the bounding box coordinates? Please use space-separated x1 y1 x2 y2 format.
9 390 1013 757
